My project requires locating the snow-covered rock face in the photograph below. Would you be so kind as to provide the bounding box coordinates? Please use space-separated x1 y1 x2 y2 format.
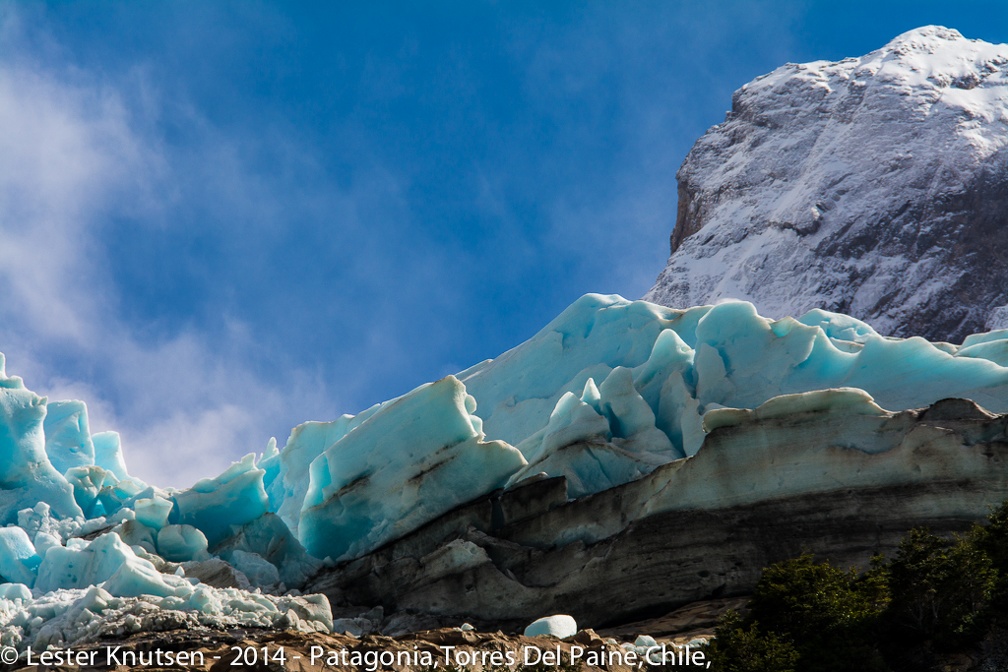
646 26 1008 342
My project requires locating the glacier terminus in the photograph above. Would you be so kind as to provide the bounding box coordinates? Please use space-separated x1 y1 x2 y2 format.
4 293 1008 648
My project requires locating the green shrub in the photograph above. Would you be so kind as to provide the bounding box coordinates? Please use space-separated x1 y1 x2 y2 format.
750 554 889 671
885 528 996 648
972 500 1008 612
706 610 799 672
749 553 886 640
706 503 1008 669
707 555 888 671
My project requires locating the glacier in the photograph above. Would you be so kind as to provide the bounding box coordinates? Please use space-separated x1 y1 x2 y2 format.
0 355 82 525
3 294 1008 647
296 375 526 560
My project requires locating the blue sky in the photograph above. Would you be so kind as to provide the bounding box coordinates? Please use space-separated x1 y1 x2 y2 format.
1 2 1006 486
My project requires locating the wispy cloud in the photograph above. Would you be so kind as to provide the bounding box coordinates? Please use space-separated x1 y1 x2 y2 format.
0 61 149 342
0 8 336 487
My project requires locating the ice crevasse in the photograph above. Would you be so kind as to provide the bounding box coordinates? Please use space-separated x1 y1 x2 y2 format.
3 294 1008 622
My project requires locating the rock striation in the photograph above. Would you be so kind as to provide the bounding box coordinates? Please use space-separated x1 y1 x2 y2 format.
646 26 1008 342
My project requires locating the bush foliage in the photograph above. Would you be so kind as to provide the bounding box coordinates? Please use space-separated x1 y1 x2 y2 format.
708 502 1008 671
886 528 995 646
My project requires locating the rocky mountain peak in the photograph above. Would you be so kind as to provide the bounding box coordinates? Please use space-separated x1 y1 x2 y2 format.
646 26 1008 342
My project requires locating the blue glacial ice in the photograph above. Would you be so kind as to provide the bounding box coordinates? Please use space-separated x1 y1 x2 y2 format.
3 294 1008 627
297 375 526 560
34 532 186 595
0 526 333 653
524 613 578 639
64 466 126 518
957 329 1008 367
212 512 322 589
0 527 40 586
155 524 210 563
172 453 268 546
0 355 82 524
133 494 173 530
92 431 129 482
468 296 1008 452
269 295 1008 560
260 411 379 538
43 400 95 475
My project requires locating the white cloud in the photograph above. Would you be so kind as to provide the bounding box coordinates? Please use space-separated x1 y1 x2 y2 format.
0 10 332 487
124 404 260 490
0 64 145 342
